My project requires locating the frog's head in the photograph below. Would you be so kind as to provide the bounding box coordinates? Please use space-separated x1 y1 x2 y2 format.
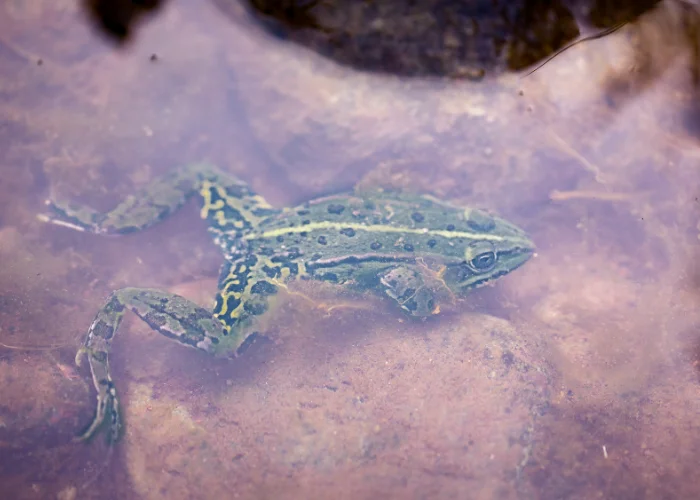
442 212 535 294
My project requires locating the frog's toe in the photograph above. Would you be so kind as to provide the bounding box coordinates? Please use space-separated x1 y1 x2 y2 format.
38 199 100 233
78 380 121 444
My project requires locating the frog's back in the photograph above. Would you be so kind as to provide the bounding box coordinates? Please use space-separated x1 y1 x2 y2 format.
247 189 528 265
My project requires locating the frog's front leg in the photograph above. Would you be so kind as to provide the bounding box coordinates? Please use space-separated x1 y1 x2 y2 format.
76 287 228 442
378 266 438 317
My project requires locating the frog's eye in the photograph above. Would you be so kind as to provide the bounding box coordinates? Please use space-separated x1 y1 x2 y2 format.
464 241 497 273
469 251 496 273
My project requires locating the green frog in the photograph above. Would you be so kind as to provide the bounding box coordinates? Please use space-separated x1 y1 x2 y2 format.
39 164 535 443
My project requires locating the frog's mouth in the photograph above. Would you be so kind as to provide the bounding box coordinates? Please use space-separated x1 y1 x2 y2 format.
498 242 536 272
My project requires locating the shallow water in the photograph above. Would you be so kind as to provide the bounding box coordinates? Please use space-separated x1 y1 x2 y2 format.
1 1 700 499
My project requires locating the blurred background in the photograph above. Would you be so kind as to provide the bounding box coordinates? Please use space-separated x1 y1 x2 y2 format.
1 1 700 498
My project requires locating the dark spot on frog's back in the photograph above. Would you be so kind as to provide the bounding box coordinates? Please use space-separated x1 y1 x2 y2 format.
340 227 356 237
467 211 496 231
403 243 414 252
427 239 437 248
411 212 424 223
317 235 327 245
370 241 382 250
272 248 301 261
327 204 345 215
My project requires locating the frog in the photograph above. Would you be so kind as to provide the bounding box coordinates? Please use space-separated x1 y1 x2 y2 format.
39 163 535 443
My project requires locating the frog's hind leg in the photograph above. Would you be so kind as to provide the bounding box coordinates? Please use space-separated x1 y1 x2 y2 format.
76 287 228 443
38 166 210 235
38 163 278 237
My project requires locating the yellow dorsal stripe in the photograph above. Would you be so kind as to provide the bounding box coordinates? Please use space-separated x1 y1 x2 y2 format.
245 221 517 242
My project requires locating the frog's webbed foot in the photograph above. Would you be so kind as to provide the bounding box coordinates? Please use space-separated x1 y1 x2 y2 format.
76 287 229 443
378 266 437 317
37 200 105 234
78 360 121 444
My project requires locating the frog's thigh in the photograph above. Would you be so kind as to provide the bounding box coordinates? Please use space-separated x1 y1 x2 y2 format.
113 288 228 349
378 265 436 317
